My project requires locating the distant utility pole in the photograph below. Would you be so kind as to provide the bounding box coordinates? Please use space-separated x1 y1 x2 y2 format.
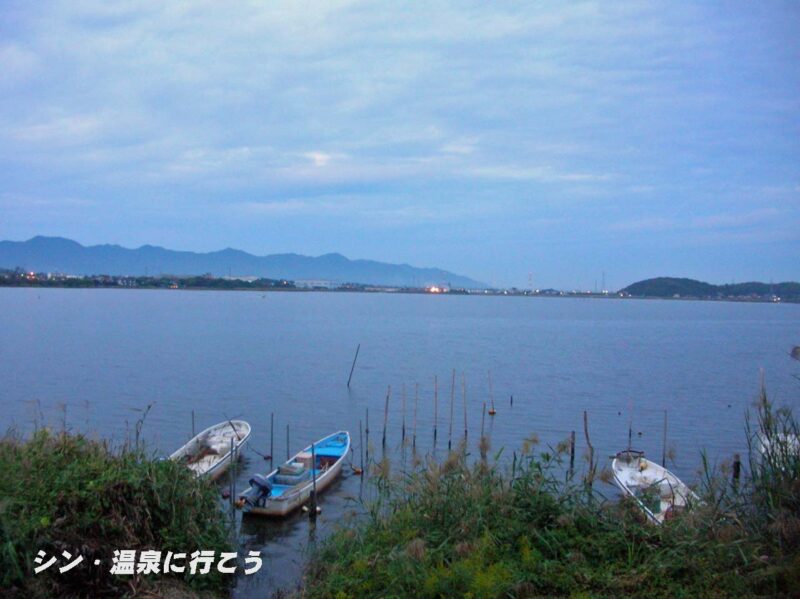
602 271 606 292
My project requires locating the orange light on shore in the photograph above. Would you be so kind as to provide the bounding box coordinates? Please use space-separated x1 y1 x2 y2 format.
428 286 441 293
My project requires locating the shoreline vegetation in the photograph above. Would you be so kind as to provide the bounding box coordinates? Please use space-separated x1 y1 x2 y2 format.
0 427 232 598
303 391 800 598
1 269 798 304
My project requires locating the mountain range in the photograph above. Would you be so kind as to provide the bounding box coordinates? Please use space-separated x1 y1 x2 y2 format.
0 236 487 289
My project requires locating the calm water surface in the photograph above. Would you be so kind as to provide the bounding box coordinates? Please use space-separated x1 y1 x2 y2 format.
1 288 798 595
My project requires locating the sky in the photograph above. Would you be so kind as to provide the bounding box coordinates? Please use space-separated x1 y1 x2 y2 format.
0 1 798 289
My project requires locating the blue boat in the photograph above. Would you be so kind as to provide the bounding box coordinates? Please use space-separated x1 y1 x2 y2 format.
236 430 350 517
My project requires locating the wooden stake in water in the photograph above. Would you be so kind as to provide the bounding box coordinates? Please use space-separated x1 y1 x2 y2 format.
401 383 407 443
479 400 488 461
583 410 595 487
448 369 455 450
433 375 439 445
413 383 419 449
462 373 468 441
661 410 668 467
488 370 496 416
232 439 237 501
627 399 633 451
359 419 364 472
365 407 370 462
569 430 576 478
382 385 391 448
229 438 235 512
269 412 274 464
310 442 318 521
347 343 360 388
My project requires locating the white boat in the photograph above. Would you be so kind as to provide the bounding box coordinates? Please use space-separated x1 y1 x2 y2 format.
611 450 700 524
236 430 350 517
170 420 251 480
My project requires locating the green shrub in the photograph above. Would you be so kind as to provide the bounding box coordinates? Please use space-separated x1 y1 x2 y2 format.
0 430 231 597
306 398 800 598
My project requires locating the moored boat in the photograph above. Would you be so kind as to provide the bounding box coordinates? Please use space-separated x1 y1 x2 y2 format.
611 449 700 524
170 420 251 480
237 430 350 517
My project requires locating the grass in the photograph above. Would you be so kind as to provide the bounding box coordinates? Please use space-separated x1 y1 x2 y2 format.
305 390 800 597
0 429 232 598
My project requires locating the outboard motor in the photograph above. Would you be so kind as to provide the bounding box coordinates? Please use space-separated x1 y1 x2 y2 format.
249 474 272 501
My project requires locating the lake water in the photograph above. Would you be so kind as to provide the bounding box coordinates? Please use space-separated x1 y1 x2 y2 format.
1 288 798 595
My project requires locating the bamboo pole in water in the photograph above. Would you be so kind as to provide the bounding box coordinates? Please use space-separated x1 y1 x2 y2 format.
413 383 418 449
583 411 595 487
433 375 438 445
488 370 496 415
401 383 407 443
365 407 370 462
462 373 468 441
359 419 364 472
382 385 391 448
229 438 235 513
347 344 360 388
627 399 633 451
269 412 274 465
448 369 455 450
310 442 317 521
479 401 488 461
569 430 576 478
232 440 237 503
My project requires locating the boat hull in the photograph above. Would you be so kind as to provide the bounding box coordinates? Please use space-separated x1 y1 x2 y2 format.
611 450 699 525
170 420 251 480
239 430 350 518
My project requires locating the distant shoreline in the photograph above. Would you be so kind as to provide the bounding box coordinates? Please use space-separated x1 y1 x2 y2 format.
1 282 797 304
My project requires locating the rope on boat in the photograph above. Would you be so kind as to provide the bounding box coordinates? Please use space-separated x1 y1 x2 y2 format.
246 441 271 460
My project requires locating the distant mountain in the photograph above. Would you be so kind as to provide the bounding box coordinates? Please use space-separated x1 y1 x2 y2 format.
621 277 800 301
0 236 487 289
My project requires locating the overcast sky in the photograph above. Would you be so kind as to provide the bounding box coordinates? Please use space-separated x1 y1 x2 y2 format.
1 2 798 289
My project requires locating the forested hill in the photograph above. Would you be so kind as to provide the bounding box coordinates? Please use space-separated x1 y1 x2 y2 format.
621 277 800 302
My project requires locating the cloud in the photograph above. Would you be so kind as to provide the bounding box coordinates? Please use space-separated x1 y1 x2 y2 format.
608 217 676 232
304 152 333 167
609 208 797 236
0 43 39 85
440 139 477 155
13 114 105 144
468 165 614 183
690 208 783 229
236 194 511 226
